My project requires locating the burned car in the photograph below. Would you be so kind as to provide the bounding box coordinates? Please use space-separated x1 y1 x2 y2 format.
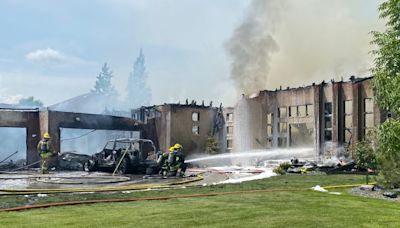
83 138 160 175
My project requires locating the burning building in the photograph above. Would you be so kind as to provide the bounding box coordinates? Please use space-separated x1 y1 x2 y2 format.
132 102 225 156
229 76 384 159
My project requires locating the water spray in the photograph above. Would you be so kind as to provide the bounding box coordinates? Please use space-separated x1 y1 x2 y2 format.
186 148 314 163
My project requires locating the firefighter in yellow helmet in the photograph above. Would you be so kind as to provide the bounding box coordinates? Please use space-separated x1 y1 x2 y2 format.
168 143 187 177
37 133 54 174
157 146 174 178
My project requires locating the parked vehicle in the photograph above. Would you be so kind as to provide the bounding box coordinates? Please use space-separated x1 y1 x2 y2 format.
83 138 160 175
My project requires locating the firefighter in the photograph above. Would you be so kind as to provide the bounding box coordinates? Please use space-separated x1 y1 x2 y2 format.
158 147 174 178
37 133 54 174
169 143 187 177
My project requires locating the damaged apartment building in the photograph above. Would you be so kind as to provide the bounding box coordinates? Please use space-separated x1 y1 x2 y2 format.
132 102 225 155
230 76 384 159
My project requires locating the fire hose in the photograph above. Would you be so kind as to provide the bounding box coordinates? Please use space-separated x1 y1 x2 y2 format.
0 183 369 212
0 173 204 195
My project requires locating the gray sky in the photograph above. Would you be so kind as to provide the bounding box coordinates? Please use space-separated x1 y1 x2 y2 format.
0 0 383 107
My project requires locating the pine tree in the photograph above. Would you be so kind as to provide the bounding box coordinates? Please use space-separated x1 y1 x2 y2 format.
126 49 151 108
92 62 117 96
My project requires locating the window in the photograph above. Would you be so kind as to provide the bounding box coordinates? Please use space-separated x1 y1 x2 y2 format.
267 126 273 135
344 100 353 143
345 100 353 114
345 115 352 128
324 116 332 129
227 126 233 134
298 106 306 117
363 98 374 137
226 113 233 122
365 114 374 128
278 137 287 148
306 104 314 116
324 130 332 141
105 142 114 150
278 107 287 118
227 139 233 149
279 123 287 133
267 113 273 124
192 126 199 135
324 103 332 115
192 112 199 122
345 129 352 144
289 106 297 117
266 138 273 148
364 98 373 113
324 102 332 142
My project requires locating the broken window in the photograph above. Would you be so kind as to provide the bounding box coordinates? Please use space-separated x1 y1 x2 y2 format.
267 113 273 124
227 139 233 149
345 129 352 144
363 98 374 138
298 106 306 117
364 98 373 113
324 102 332 142
192 112 200 122
278 137 287 148
278 107 287 118
324 103 332 115
345 100 353 114
267 125 273 136
266 138 273 148
324 116 332 129
289 106 297 117
226 113 233 122
227 126 233 134
365 114 374 128
324 130 332 141
306 104 314 116
343 100 353 144
279 122 287 133
345 115 352 128
192 126 199 135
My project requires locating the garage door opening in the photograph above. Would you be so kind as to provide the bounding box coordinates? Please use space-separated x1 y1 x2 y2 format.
0 127 27 164
60 128 140 155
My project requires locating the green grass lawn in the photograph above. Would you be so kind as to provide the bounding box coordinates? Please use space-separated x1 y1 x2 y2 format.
1 174 399 227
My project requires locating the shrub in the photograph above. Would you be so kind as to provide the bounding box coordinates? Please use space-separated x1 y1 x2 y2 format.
376 119 400 188
273 162 291 175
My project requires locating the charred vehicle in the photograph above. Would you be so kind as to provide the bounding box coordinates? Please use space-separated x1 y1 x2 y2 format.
83 139 160 174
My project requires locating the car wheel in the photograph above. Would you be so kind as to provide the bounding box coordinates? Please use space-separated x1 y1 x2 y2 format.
118 158 130 174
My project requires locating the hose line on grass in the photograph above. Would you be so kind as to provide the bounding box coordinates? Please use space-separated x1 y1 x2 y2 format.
0 174 204 195
0 182 369 212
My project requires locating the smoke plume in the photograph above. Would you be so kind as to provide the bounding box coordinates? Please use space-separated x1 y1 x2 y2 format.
226 0 383 95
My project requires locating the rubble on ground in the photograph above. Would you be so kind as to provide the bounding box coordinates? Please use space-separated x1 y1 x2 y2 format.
283 157 359 174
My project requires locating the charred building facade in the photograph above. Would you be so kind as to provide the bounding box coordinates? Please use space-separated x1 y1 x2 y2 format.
132 103 225 156
232 76 384 159
0 108 146 166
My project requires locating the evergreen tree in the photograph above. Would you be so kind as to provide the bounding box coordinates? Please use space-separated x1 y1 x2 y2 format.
17 96 44 108
92 62 117 96
126 49 151 108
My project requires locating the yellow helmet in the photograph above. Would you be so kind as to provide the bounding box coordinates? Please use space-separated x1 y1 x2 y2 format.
169 147 175 152
43 133 50 139
174 143 183 150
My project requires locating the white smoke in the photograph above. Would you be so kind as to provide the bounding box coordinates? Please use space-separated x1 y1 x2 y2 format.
226 0 384 95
